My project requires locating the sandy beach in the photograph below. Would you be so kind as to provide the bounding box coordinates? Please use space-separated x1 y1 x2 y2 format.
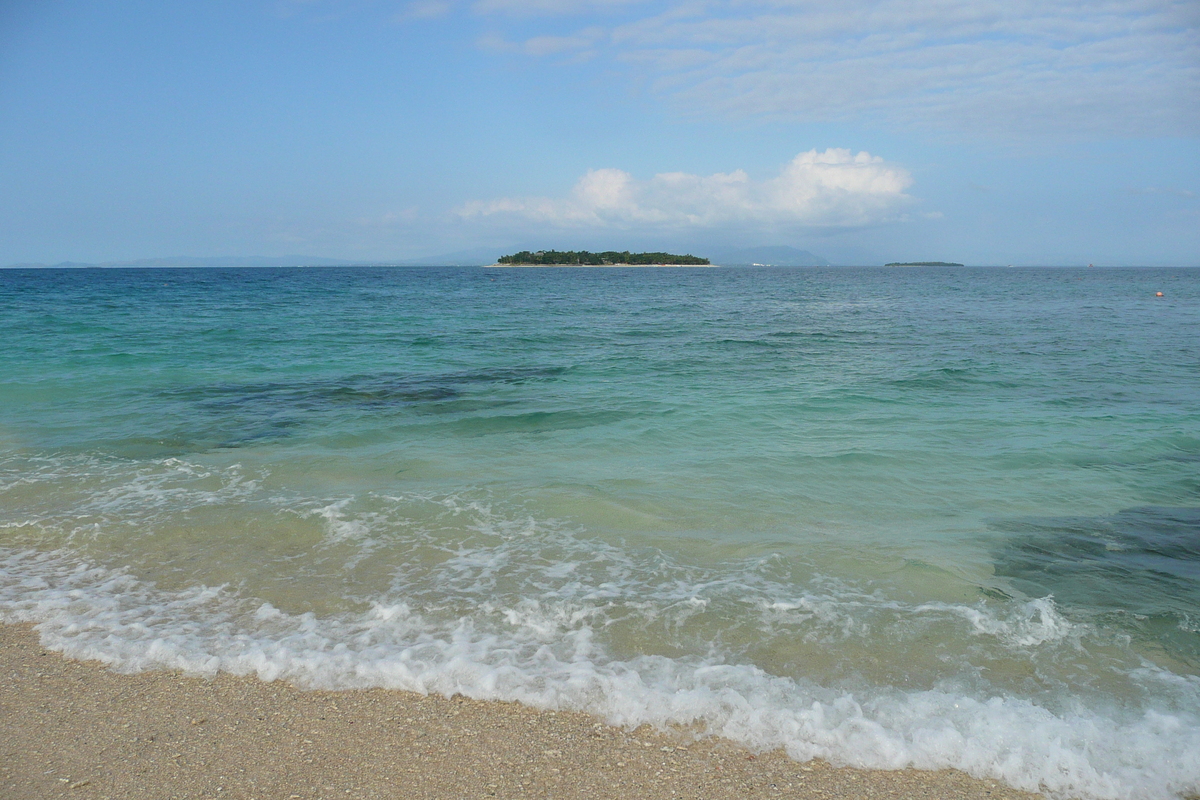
1 623 1044 800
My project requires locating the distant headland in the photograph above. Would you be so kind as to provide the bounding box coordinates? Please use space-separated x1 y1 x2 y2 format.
884 261 964 267
491 250 711 267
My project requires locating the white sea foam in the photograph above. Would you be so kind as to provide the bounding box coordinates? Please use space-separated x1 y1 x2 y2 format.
916 597 1084 649
2 545 1198 800
1 453 1198 798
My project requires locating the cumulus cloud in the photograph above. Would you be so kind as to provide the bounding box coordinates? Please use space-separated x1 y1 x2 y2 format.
458 149 913 229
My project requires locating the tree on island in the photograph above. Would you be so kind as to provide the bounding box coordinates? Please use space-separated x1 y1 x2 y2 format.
497 250 710 265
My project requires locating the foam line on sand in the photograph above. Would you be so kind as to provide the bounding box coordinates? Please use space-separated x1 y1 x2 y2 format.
0 623 1044 800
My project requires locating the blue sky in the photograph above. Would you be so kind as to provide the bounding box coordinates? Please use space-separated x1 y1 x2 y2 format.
1 0 1196 265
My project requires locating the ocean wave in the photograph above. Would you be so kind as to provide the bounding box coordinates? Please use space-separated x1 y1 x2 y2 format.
2 546 1198 800
3 452 1199 797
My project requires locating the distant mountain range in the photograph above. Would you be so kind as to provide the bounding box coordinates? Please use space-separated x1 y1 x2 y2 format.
398 248 507 266
4 255 366 269
705 246 830 266
5 245 831 269
4 250 506 269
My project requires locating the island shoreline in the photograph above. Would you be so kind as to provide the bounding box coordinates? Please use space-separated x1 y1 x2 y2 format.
480 267 720 271
1 621 1045 800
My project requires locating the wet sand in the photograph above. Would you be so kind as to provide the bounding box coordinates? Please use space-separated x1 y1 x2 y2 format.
1 623 1043 800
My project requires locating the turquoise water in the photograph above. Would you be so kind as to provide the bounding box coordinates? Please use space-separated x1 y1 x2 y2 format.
2 266 1198 798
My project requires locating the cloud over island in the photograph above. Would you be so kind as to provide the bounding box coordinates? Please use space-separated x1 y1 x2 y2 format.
458 149 913 230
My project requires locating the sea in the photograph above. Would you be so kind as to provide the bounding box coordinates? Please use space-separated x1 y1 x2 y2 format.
1 266 1197 799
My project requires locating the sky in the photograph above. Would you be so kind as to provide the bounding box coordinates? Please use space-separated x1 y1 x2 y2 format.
0 0 1197 266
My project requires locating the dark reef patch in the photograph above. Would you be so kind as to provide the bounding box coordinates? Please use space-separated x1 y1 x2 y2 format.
993 506 1200 665
100 366 573 455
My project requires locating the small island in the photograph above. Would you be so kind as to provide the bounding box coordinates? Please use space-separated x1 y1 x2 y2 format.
492 250 711 267
884 261 964 267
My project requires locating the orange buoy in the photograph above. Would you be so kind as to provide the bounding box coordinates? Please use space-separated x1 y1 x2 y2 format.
1156 292 1164 297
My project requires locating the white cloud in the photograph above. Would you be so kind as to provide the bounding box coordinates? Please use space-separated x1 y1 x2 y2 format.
1127 186 1196 197
522 33 591 54
472 0 645 15
478 0 1200 136
398 0 453 20
477 29 601 55
458 149 913 229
